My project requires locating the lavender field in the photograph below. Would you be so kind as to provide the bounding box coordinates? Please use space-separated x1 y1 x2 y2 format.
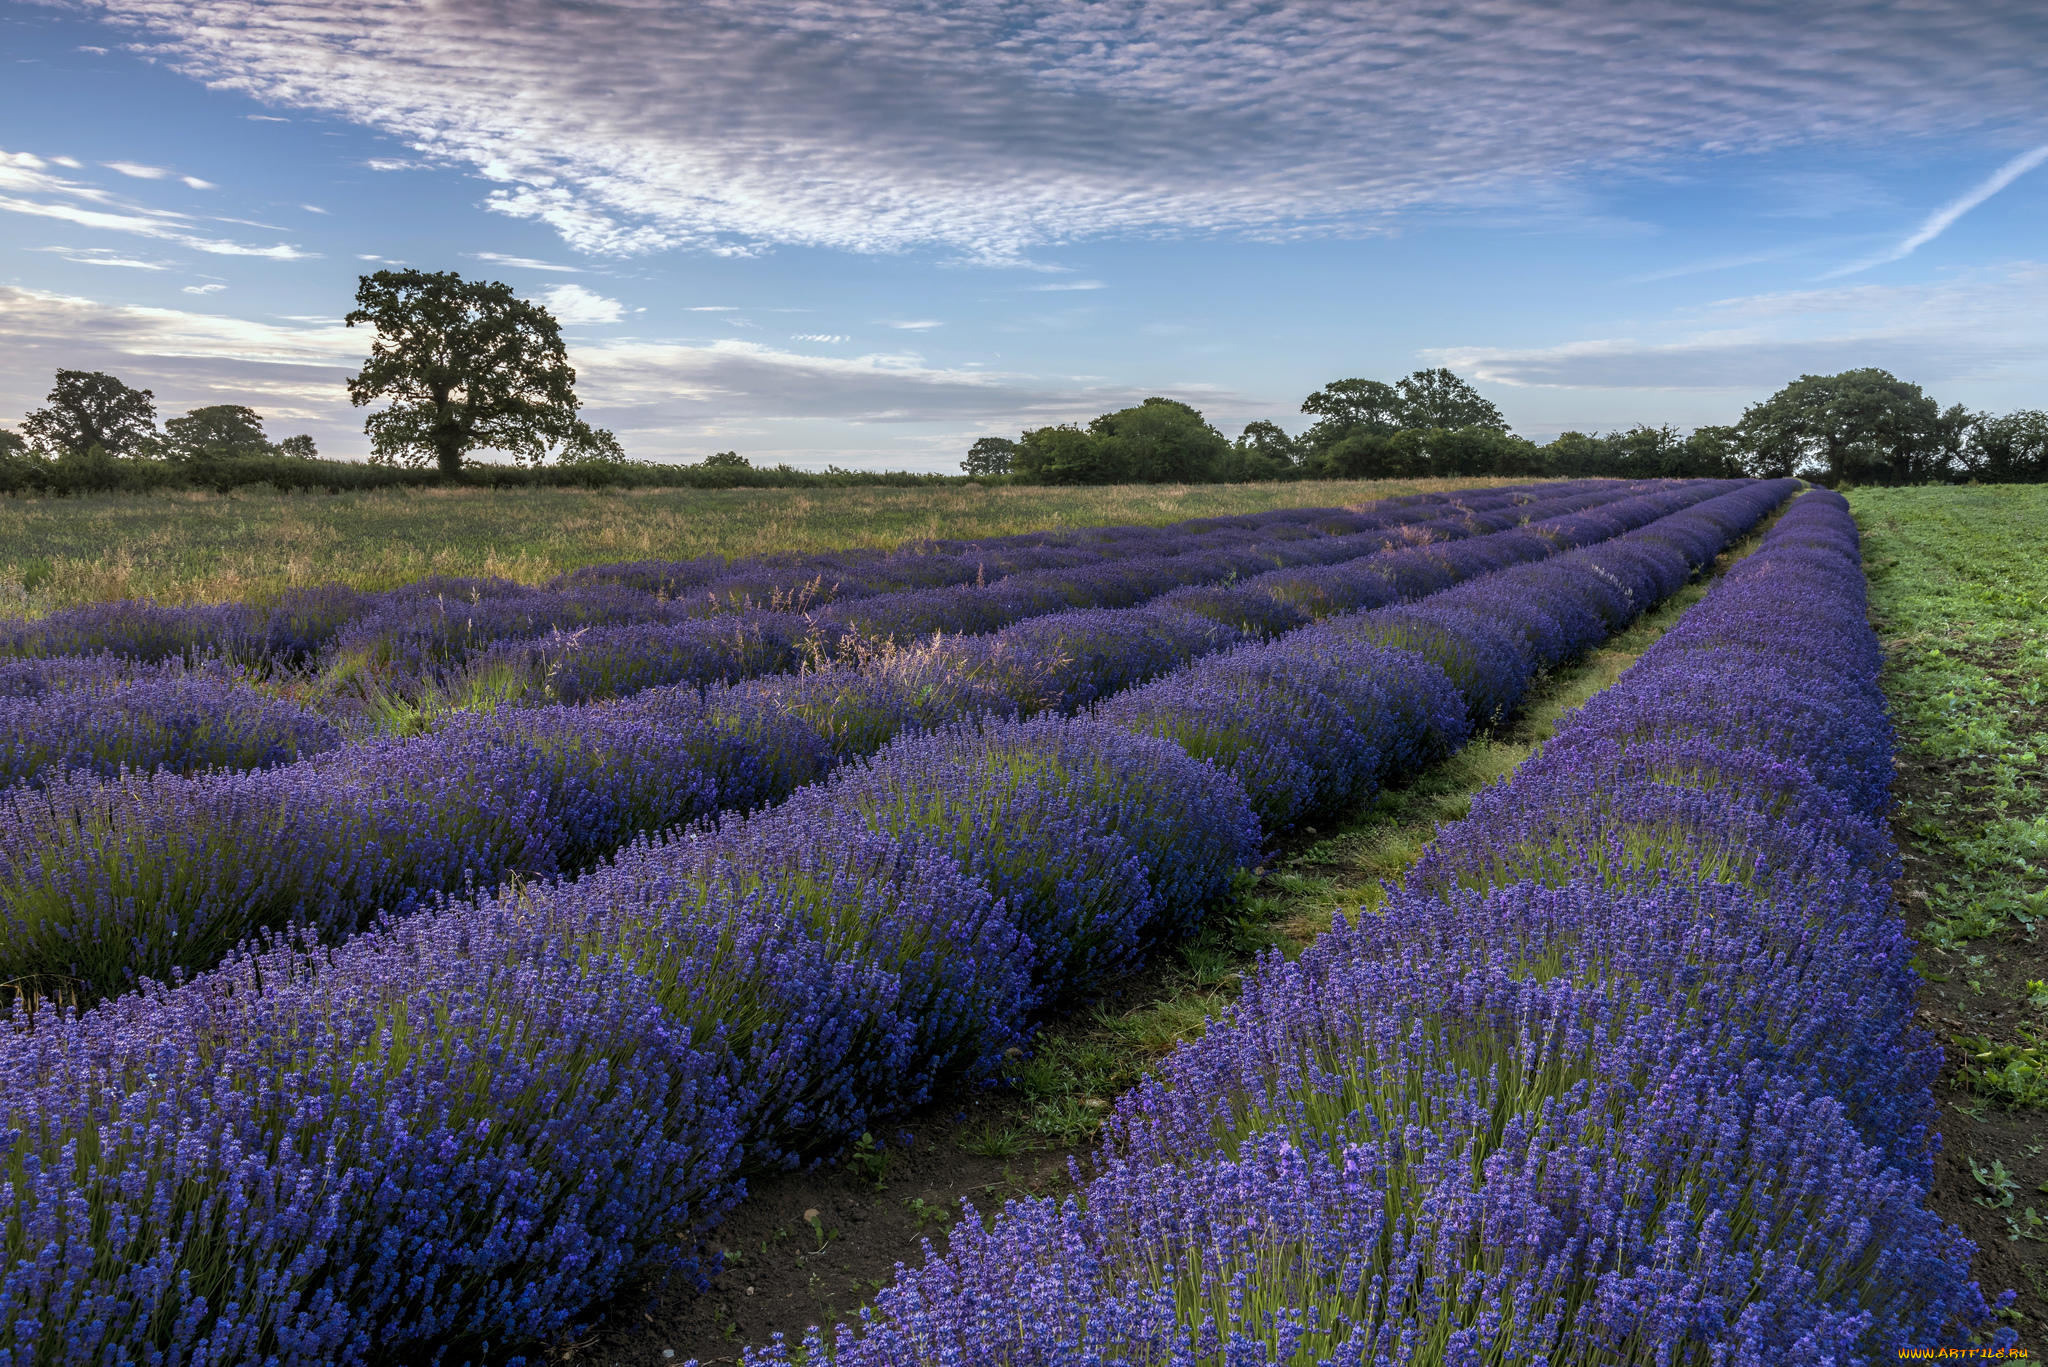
0 479 2014 1364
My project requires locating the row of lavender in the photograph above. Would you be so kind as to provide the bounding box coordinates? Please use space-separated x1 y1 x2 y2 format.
1 483 1576 684
0 482 1628 788
0 498 1378 664
0 481 1793 1365
768 488 2006 1365
0 482 1731 1001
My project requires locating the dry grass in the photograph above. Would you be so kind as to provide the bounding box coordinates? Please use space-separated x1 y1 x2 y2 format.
0 477 1549 614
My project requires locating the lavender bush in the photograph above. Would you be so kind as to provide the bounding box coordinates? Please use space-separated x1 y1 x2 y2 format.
791 715 1261 1001
0 674 340 787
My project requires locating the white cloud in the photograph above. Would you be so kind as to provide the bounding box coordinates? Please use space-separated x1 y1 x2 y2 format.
791 333 848 343
49 156 83 169
181 175 216 190
1027 280 1105 291
29 245 169 269
245 114 289 122
102 160 171 180
363 157 420 171
65 1 2048 260
887 319 942 331
534 282 624 325
470 251 580 273
183 282 228 294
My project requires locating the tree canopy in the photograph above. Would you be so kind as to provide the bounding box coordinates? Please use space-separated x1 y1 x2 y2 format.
1225 420 1301 481
1299 378 1403 452
962 436 1017 477
1393 368 1509 432
1735 368 1962 484
20 370 158 458
1088 398 1232 483
1962 410 2048 483
1006 400 1235 485
345 269 620 475
162 405 273 461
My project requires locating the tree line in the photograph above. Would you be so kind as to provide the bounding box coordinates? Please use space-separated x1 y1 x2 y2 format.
965 367 2048 487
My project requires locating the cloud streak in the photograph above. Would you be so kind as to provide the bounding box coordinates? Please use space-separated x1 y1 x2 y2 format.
1827 143 2048 277
470 251 580 273
66 1 2048 260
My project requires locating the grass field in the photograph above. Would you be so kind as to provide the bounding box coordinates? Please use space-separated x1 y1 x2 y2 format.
0 476 1544 615
1850 483 2048 1340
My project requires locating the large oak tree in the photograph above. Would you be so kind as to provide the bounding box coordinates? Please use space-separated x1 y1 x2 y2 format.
346 269 621 476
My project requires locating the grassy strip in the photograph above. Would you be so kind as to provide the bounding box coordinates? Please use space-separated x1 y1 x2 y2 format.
0 477 1546 615
1849 483 2048 1335
982 512 1782 1155
1851 485 2048 1097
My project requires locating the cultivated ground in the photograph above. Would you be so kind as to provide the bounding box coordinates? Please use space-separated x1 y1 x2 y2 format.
0 477 1541 614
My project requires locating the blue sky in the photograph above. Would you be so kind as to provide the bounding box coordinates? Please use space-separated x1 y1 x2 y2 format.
3 0 2046 471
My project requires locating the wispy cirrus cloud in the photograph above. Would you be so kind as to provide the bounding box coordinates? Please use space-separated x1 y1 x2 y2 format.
101 159 214 190
28 244 170 269
101 159 170 180
0 149 310 258
61 1 2048 261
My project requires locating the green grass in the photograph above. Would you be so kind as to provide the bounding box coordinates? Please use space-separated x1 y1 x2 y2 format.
0 476 1549 616
1849 484 2048 1106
